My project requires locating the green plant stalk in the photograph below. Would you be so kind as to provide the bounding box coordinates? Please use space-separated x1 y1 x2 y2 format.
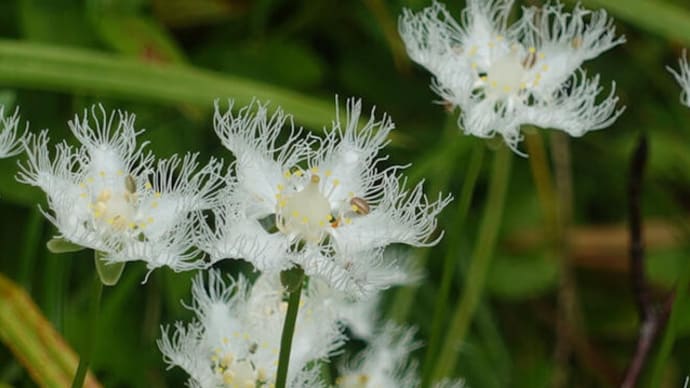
71 269 103 388
431 146 512 383
275 268 305 388
388 119 463 323
0 39 380 138
421 143 485 387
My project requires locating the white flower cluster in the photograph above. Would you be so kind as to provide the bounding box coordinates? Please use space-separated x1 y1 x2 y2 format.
159 270 344 388
16 99 451 386
399 0 625 154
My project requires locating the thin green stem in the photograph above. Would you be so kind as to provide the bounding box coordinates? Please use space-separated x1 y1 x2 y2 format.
421 143 485 387
431 145 512 383
275 268 305 388
71 264 103 388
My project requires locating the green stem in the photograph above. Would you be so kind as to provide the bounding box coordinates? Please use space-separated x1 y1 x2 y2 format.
275 268 305 388
71 264 103 388
421 143 485 387
431 145 512 383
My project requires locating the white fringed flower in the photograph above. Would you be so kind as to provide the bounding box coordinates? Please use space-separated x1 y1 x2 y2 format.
399 0 625 154
158 270 343 388
336 324 465 388
337 324 419 388
0 106 26 158
668 52 690 107
17 105 223 272
199 98 451 297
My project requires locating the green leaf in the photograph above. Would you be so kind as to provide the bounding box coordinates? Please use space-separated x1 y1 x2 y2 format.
0 39 338 131
46 237 85 254
0 273 101 387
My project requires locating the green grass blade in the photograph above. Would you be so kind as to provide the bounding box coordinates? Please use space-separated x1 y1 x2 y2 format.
0 39 335 130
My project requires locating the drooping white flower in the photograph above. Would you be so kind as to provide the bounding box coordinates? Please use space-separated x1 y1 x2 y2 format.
158 270 344 388
668 51 690 107
336 324 465 388
399 0 625 154
198 98 451 297
17 105 223 272
0 106 26 158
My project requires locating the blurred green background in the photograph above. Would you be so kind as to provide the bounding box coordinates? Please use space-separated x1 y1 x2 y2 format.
1 0 690 387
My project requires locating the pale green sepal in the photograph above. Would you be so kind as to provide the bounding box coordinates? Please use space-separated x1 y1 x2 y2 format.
46 238 85 254
94 251 125 286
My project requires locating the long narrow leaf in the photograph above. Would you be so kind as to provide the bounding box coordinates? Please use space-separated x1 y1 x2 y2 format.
0 273 101 388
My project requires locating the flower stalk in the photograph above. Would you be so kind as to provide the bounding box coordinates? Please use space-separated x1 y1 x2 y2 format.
275 267 305 388
71 259 103 388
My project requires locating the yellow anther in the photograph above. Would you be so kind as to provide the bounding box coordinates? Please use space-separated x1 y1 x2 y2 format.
87 177 94 183
301 216 309 224
128 222 137 229
278 200 286 208
471 62 478 69
79 182 86 188
325 170 332 177
310 167 319 173
344 217 352 224
291 210 299 218
480 75 487 81
332 179 340 186
277 184 284 191
154 192 161 198
503 86 512 92
144 182 152 190
541 64 549 71
80 193 87 198
528 47 536 54
147 217 154 224
99 171 105 177
151 201 159 208
351 205 359 212
294 169 303 177
116 170 124 176
223 337 229 344
284 170 291 178
319 221 325 227
496 35 504 41
539 53 545 59
327 214 334 221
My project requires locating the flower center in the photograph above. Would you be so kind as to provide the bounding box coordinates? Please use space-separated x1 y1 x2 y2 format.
484 53 526 96
81 172 154 233
277 174 332 243
212 347 267 387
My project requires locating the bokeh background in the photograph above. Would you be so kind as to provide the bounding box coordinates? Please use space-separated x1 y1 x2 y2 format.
0 0 690 387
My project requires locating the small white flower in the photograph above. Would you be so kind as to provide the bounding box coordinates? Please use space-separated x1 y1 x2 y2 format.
158 270 343 388
399 0 624 154
668 51 690 107
199 98 451 297
0 106 26 158
17 104 222 272
336 324 465 388
336 324 420 388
